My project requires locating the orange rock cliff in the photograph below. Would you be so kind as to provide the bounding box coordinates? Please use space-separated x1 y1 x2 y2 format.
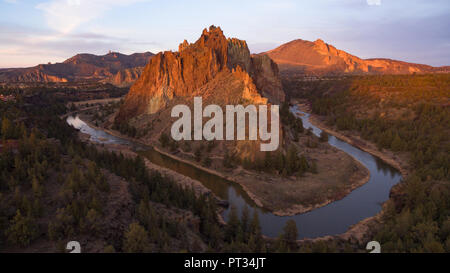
116 26 285 122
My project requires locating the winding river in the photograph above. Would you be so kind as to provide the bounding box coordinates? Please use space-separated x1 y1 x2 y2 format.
66 106 402 239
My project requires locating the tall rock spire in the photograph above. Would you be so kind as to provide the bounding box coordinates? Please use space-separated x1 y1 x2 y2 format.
116 26 284 122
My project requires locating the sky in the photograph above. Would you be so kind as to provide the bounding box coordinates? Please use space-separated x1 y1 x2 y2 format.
0 0 449 68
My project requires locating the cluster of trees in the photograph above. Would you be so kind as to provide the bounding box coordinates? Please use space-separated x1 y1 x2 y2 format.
66 140 226 251
91 101 122 124
113 121 138 138
346 74 450 105
0 121 59 246
222 206 307 253
283 74 449 106
314 100 449 182
1 117 26 141
374 176 450 252
0 91 225 252
159 132 179 152
301 74 450 252
238 145 315 176
0 105 115 249
160 133 218 167
47 160 110 245
222 206 265 252
280 102 304 141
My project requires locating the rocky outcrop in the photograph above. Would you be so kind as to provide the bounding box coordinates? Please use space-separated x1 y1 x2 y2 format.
103 67 144 87
0 67 69 83
262 38 450 75
0 52 154 85
251 54 284 103
116 26 284 121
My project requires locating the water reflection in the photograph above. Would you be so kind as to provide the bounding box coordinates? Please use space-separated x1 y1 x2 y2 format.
67 112 402 239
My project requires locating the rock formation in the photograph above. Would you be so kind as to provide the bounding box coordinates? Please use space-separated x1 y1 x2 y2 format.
116 26 284 122
102 67 144 87
0 52 154 85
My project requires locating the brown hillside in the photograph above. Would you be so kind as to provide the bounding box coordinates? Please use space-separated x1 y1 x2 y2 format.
262 38 449 76
0 52 154 85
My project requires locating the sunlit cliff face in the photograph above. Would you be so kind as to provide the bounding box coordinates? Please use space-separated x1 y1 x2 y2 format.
115 25 285 122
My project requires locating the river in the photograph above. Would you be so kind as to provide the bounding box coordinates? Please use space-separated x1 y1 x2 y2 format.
66 107 402 239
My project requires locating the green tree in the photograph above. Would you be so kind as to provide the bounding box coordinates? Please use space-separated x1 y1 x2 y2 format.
241 206 250 237
203 157 212 167
85 209 100 234
103 245 116 253
283 220 298 249
285 145 299 175
1 117 12 139
319 131 328 142
159 133 170 148
391 133 404 151
249 210 264 252
5 210 37 247
225 206 241 242
48 208 75 241
123 222 150 253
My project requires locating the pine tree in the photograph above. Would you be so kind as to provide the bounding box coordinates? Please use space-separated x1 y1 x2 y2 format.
225 206 241 242
286 145 298 175
123 222 150 253
319 131 329 142
249 210 264 252
31 176 42 198
391 133 404 151
241 206 250 239
103 245 116 253
1 117 12 139
283 220 298 251
5 210 37 247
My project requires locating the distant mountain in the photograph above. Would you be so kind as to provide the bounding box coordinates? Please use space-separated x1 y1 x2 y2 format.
261 38 450 76
0 52 154 86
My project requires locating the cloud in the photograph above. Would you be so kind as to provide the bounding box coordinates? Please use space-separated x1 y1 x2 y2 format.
0 23 158 68
367 0 381 6
4 0 18 3
36 0 148 34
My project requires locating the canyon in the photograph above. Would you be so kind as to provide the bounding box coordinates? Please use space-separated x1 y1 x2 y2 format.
86 26 370 221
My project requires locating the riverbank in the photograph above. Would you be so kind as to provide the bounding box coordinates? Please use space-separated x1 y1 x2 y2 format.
152 145 263 207
155 144 370 217
293 103 409 244
74 116 229 224
68 106 402 239
296 103 410 178
79 111 371 217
